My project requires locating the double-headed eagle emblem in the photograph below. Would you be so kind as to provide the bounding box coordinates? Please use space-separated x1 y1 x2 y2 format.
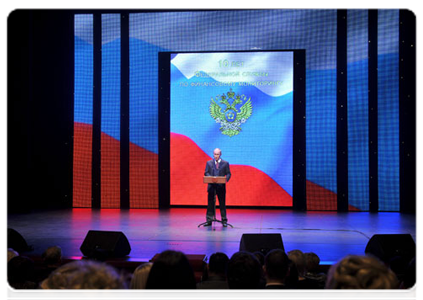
209 89 253 137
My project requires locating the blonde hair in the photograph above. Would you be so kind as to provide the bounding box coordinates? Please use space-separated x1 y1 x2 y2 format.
325 255 399 289
40 260 125 289
130 262 153 289
8 248 19 262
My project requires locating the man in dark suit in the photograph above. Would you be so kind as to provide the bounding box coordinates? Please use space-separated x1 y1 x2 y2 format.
203 251 288 300
196 252 229 289
204 148 231 226
264 249 290 289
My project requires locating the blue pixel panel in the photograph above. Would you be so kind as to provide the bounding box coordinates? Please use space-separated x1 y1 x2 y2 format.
347 10 369 211
378 10 399 211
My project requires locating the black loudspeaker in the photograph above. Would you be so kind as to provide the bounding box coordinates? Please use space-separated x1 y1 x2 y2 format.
80 230 131 259
239 233 284 255
365 234 415 263
8 228 32 252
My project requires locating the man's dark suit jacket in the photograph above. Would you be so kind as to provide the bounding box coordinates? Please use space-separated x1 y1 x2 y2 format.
204 159 231 192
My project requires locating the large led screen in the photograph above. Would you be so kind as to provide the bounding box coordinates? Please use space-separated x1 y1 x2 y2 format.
169 51 294 207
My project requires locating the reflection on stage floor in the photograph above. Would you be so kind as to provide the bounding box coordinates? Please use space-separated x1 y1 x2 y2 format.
8 207 416 265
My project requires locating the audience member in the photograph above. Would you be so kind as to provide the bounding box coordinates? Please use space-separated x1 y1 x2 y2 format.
7 248 19 262
388 255 409 285
398 256 420 300
253 251 265 266
146 250 196 289
263 249 290 289
36 246 63 282
5 248 19 279
253 251 266 288
304 252 327 289
283 258 298 288
325 255 399 289
8 256 38 289
40 259 126 289
287 249 319 289
227 251 262 289
130 262 152 289
197 252 229 289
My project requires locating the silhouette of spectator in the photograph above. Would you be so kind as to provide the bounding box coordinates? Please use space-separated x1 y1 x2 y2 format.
253 251 266 288
8 256 38 289
398 256 420 300
40 260 126 289
130 262 152 289
146 250 196 289
284 259 299 288
5 248 19 279
253 251 265 266
263 249 290 289
287 249 319 289
7 248 19 262
227 251 262 289
325 255 399 289
197 252 229 289
36 246 63 282
304 252 326 289
388 255 412 286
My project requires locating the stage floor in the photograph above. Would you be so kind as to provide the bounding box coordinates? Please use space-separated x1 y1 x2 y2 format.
7 208 416 265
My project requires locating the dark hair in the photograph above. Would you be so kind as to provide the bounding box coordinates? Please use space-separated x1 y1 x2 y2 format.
284 259 299 288
305 252 320 272
264 249 290 281
253 251 265 266
404 255 420 291
146 250 196 289
227 251 262 289
6 256 34 282
208 252 229 275
288 249 306 277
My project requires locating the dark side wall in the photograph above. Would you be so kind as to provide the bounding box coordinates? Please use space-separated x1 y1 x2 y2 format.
8 10 74 212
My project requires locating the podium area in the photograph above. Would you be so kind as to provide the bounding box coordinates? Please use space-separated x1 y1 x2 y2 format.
8 207 415 267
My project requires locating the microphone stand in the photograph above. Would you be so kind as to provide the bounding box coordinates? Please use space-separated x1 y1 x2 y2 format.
198 191 233 228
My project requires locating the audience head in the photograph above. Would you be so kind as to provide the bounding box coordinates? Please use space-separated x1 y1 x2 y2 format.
227 251 262 289
42 246 62 266
208 252 229 276
146 250 196 289
288 249 307 277
325 255 399 289
40 260 126 289
264 249 290 283
8 248 19 262
253 251 265 266
401 257 416 289
305 252 320 273
130 262 152 289
8 256 37 289
283 259 299 288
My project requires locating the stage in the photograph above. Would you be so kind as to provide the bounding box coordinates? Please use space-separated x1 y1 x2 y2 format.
7 208 416 265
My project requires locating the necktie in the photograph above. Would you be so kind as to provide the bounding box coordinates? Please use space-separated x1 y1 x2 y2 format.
216 161 219 170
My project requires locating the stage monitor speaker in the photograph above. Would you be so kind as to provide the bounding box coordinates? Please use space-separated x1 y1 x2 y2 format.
365 234 415 263
8 228 32 252
80 230 131 259
239 233 284 255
